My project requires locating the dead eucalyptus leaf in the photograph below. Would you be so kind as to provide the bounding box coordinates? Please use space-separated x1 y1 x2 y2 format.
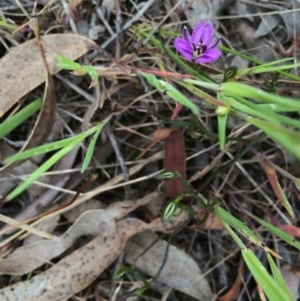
0 34 96 117
0 192 160 275
0 29 57 174
124 230 213 301
23 215 60 245
0 203 188 300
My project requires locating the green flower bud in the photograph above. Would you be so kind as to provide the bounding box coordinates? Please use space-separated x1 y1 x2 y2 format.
216 105 230 116
155 170 176 181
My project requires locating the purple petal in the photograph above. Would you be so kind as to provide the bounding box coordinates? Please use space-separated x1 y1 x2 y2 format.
190 21 206 45
195 48 222 64
174 38 193 60
182 26 190 42
200 22 214 46
209 36 221 49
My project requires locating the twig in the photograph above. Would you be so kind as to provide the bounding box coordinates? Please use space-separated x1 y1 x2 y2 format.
114 0 123 60
92 0 115 37
61 0 78 34
101 0 157 49
55 74 95 102
105 121 130 200
142 0 185 45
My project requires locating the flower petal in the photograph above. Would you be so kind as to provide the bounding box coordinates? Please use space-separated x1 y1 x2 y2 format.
191 21 206 45
174 38 193 60
209 36 221 49
182 26 191 42
195 48 222 64
201 22 214 46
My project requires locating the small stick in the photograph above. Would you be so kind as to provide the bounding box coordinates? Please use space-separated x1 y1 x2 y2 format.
92 0 115 37
114 0 123 60
105 121 130 200
101 0 157 49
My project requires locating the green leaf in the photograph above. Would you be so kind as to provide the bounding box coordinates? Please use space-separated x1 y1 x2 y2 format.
219 45 300 82
214 206 262 246
0 98 42 139
220 94 300 129
4 125 100 163
7 137 84 201
54 54 81 71
242 249 293 301
81 119 109 173
221 82 300 112
250 214 300 250
141 73 200 115
247 118 300 161
267 254 296 301
216 108 228 150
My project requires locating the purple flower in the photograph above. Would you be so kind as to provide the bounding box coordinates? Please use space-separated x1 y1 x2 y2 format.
174 21 221 64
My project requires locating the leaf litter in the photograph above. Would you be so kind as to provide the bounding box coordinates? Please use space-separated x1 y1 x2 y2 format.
124 230 213 300
0 33 95 117
1 0 300 300
0 192 206 301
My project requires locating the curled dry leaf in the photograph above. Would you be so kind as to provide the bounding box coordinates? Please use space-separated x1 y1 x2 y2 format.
0 34 96 117
195 209 224 230
0 197 189 301
124 230 213 301
137 128 175 159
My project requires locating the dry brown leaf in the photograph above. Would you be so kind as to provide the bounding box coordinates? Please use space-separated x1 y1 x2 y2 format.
0 192 160 275
195 209 224 230
0 34 96 117
0 200 188 300
22 22 56 152
23 215 60 245
124 230 213 301
137 128 175 159
1 32 57 173
164 129 186 198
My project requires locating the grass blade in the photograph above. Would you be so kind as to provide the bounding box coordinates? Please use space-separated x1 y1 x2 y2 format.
6 137 84 201
81 118 110 173
0 98 42 139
